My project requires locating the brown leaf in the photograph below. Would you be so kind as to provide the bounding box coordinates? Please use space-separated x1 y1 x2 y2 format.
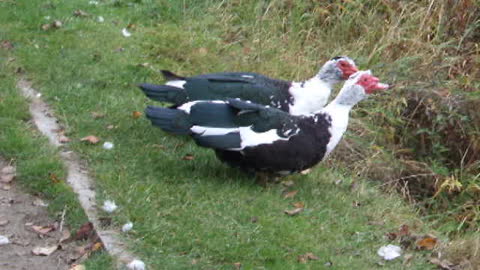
2 184 11 191
91 242 103 252
59 135 71 143
429 258 455 270
398 224 410 236
32 245 58 256
132 111 142 119
292 201 304 208
284 208 303 216
32 225 55 235
233 262 241 270
182 154 194 161
80 135 100 144
1 40 14 50
74 222 94 241
416 236 438 250
91 112 105 119
298 252 319 263
73 9 89 17
283 190 298 199
50 173 61 183
59 229 71 243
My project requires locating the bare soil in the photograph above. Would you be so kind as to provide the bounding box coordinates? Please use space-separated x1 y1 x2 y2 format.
0 158 78 269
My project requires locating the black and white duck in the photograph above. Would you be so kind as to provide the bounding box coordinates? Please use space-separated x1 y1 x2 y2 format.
139 56 357 116
145 70 388 175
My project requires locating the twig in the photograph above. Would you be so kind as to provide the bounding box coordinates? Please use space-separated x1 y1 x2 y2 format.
59 206 67 232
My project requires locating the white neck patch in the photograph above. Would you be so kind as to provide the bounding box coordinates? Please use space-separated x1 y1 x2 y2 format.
288 77 332 116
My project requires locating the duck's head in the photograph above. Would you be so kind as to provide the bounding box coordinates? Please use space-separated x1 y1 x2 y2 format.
317 56 358 84
335 70 389 106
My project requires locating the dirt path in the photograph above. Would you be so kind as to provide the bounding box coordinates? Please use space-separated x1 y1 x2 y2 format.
0 158 72 270
16 79 139 269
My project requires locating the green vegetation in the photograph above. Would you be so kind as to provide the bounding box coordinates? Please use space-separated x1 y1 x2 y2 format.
1 0 478 269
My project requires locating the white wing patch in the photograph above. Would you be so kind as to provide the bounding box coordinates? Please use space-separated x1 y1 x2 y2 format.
178 100 226 114
190 126 238 136
166 80 186 89
235 127 289 149
241 75 254 78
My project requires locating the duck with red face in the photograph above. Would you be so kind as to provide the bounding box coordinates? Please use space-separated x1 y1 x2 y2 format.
144 70 388 176
139 56 358 116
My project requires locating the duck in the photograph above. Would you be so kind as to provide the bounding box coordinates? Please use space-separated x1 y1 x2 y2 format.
145 70 388 175
139 56 357 116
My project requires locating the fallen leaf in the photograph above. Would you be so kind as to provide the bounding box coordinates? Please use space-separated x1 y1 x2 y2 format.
69 265 86 270
41 23 51 31
106 124 116 130
334 179 343 185
49 173 61 183
250 216 258 223
284 208 303 216
2 184 11 191
398 224 410 236
0 219 9 226
127 23 136 29
1 40 14 50
191 259 198 265
403 253 414 266
59 135 71 143
298 252 319 263
52 20 62 28
292 201 304 208
300 168 311 175
0 174 14 183
283 190 298 199
33 198 49 207
80 135 100 144
59 229 71 243
132 111 142 119
32 245 58 256
32 225 55 235
73 9 89 17
74 222 94 241
282 180 295 187
429 258 455 270
182 154 194 161
416 236 438 250
0 165 16 183
233 262 241 269
91 112 105 119
198 47 208 56
91 242 103 252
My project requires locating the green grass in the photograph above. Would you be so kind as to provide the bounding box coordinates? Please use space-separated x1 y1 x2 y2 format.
1 0 478 269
